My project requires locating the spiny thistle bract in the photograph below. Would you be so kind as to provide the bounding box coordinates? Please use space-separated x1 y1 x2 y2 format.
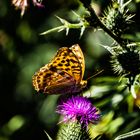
111 46 140 90
111 47 140 76
56 122 93 140
102 0 133 36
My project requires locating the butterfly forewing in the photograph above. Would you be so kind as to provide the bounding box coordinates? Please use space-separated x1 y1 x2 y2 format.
48 46 82 82
70 44 85 81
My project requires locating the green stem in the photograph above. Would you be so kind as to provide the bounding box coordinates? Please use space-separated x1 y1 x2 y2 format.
114 128 140 140
40 26 64 35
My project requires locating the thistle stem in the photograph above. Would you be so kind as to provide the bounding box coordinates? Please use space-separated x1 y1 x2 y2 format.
86 5 127 47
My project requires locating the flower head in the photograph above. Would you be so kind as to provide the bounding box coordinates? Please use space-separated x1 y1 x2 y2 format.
102 0 134 36
12 0 44 16
32 0 44 8
56 96 100 128
111 49 140 76
12 0 28 16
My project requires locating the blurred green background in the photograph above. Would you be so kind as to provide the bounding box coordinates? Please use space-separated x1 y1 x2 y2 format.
0 0 140 140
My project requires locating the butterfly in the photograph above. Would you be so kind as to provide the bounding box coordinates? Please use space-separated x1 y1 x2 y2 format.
32 44 87 94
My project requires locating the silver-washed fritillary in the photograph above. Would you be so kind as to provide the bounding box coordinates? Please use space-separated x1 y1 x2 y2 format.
32 44 87 94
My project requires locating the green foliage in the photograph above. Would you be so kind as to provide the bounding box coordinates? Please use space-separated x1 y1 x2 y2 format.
0 0 140 140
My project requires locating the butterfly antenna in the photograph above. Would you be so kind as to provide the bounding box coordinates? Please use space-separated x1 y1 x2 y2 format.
86 69 104 81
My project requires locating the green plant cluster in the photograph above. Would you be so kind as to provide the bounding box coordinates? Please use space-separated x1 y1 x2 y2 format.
0 0 140 140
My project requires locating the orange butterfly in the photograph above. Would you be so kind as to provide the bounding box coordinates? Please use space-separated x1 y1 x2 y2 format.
32 44 87 94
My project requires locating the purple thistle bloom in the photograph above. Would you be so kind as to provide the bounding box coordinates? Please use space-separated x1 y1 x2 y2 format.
12 0 44 16
32 0 44 8
12 0 28 16
56 96 100 128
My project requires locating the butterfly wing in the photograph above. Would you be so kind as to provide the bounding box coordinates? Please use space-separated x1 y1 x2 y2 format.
70 44 85 81
32 64 78 94
32 44 86 94
48 45 83 83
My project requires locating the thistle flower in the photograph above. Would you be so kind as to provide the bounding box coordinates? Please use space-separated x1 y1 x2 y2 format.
56 96 100 128
111 48 140 77
12 0 44 16
102 0 134 36
110 46 140 96
12 0 28 16
56 122 92 140
32 0 44 8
